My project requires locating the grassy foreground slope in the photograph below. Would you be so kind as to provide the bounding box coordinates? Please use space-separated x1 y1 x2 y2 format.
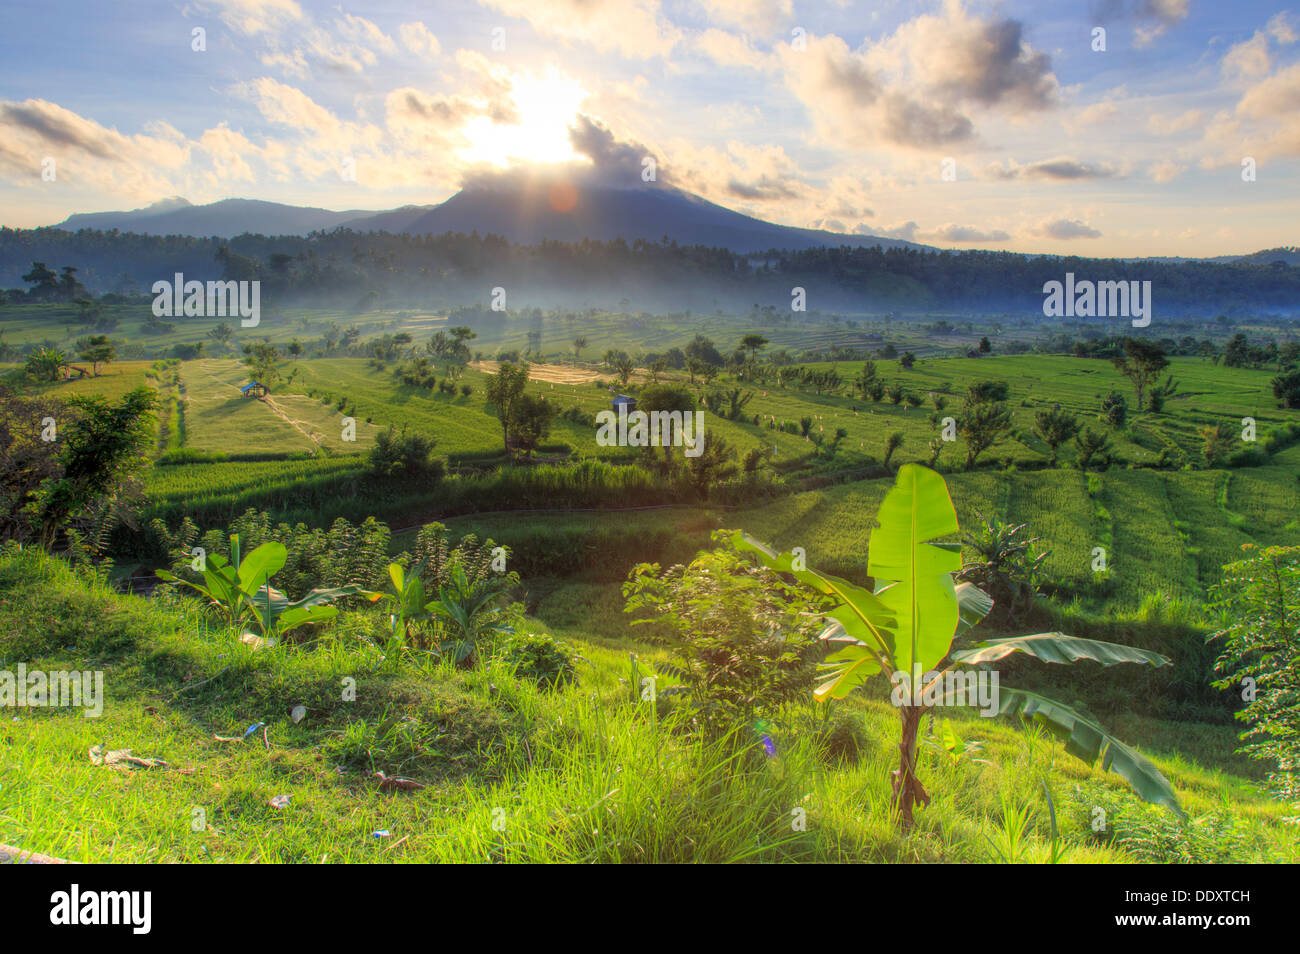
1 548 1295 863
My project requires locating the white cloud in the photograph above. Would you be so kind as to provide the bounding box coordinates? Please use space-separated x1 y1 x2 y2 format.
694 29 769 69
198 0 304 37
694 0 792 34
1031 217 1102 239
477 0 680 59
399 22 441 58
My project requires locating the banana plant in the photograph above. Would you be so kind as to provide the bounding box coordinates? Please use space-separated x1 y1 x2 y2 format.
367 559 519 664
367 561 432 641
157 534 363 640
734 463 1181 829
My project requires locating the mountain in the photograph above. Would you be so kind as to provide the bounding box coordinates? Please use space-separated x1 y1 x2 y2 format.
56 198 398 238
392 182 924 253
50 185 923 253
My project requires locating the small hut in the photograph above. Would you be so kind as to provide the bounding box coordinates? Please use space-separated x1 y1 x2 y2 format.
241 381 269 398
611 394 637 413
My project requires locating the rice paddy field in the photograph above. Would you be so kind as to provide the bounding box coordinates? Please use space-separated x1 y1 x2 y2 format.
4 306 1299 867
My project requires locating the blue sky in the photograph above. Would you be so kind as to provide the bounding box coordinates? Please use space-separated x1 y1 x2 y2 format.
1 0 1296 256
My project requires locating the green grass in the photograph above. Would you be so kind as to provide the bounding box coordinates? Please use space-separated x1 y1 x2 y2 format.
2 547 1295 863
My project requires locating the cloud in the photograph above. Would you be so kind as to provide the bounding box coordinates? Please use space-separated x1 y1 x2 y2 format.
197 0 303 36
1147 109 1201 135
0 98 245 200
399 22 441 58
1149 159 1183 183
1070 101 1119 127
860 220 919 241
780 3 1057 151
1223 12 1297 79
0 99 122 159
924 223 1010 242
477 0 680 59
336 14 397 58
986 157 1117 180
780 34 973 149
237 78 339 135
694 29 769 69
1089 0 1189 47
1032 217 1102 239
869 1 1058 110
1202 62 1300 164
695 0 793 34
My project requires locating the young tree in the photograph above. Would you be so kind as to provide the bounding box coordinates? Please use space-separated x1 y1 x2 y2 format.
1147 374 1179 413
21 262 60 300
1112 338 1169 411
76 335 116 376
638 385 695 470
36 386 157 546
572 336 587 366
685 334 723 368
883 431 904 470
242 342 282 388
978 336 991 353
958 401 1013 468
613 354 635 386
1099 390 1128 427
509 393 558 458
368 426 443 483
1208 545 1300 806
686 357 705 386
686 431 738 500
1034 407 1081 465
623 538 828 732
1271 369 1300 409
856 359 878 398
485 361 530 455
1075 427 1112 472
1200 421 1234 467
739 333 769 363
208 322 235 348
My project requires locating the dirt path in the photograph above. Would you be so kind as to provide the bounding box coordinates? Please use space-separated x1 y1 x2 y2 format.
193 362 323 450
261 395 325 449
472 359 645 386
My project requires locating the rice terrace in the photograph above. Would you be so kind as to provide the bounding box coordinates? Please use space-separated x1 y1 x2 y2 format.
0 0 1298 909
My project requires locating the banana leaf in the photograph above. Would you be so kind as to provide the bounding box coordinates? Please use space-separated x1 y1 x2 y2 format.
867 464 962 675
951 633 1171 668
996 686 1183 815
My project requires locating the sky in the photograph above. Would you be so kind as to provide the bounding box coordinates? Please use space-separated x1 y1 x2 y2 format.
0 0 1297 257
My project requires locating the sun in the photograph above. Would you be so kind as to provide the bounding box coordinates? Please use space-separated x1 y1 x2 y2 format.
458 68 589 168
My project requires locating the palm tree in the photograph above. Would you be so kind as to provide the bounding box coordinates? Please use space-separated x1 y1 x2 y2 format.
883 431 904 469
425 560 518 666
572 336 587 367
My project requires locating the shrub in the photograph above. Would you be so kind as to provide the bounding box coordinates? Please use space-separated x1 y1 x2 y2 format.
494 632 578 688
1208 545 1300 806
1100 391 1128 427
623 533 830 733
367 425 444 484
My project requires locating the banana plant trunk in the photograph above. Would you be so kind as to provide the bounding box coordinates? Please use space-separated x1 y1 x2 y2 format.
893 704 931 828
